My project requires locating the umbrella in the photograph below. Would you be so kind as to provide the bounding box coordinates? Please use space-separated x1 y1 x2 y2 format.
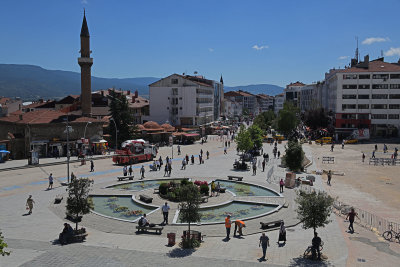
0 150 10 153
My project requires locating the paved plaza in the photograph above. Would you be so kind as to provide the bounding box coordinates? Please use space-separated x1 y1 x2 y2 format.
1 137 399 266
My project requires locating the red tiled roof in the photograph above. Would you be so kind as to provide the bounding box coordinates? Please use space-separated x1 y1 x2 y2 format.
0 97 11 105
0 110 102 124
287 82 305 87
225 91 254 97
143 121 163 131
129 96 149 109
161 123 175 132
339 60 400 73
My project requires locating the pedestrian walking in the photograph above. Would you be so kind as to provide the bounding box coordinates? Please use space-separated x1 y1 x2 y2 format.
48 173 54 189
206 150 209 159
375 144 378 151
181 158 186 170
327 170 332 185
164 164 168 176
228 141 230 147
177 145 181 155
224 146 227 155
225 215 232 240
90 160 94 172
330 144 334 152
384 144 387 153
372 150 375 159
140 165 145 179
200 149 203 157
129 165 133 176
123 165 128 176
278 221 286 244
225 141 228 147
159 156 163 168
362 153 365 163
161 202 170 225
279 179 284 193
199 154 202 164
216 182 221 196
262 160 266 172
342 140 345 149
186 154 189 164
191 155 194 164
259 233 270 261
346 208 359 233
252 163 257 175
211 181 216 197
277 151 280 158
168 163 172 176
26 195 35 215
70 172 76 183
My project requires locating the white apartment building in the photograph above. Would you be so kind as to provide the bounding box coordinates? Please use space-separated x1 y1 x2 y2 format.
325 56 400 137
274 93 285 114
300 82 325 112
224 90 257 116
148 74 222 126
257 94 274 113
284 81 305 107
223 98 242 119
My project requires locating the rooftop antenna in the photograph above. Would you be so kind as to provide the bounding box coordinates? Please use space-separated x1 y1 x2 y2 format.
381 50 384 57
355 36 359 63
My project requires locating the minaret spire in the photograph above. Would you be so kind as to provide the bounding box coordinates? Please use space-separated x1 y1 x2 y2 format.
220 75 224 84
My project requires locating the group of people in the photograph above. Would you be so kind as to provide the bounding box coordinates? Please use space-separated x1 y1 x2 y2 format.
210 181 221 196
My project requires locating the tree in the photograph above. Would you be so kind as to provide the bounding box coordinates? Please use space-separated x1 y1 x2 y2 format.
296 190 334 235
277 109 298 138
283 140 304 171
304 108 329 130
253 110 276 131
0 231 10 256
179 184 201 248
242 108 250 117
235 125 253 153
66 178 94 230
108 89 135 149
247 125 264 149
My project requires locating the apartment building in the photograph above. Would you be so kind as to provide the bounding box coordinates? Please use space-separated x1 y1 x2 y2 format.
257 94 274 113
224 90 257 116
284 81 305 107
325 56 400 137
148 74 222 126
223 98 242 119
274 93 285 114
0 97 22 117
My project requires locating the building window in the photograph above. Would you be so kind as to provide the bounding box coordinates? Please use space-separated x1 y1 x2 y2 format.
372 84 388 89
357 104 369 109
172 88 178 95
171 79 178 84
358 84 370 89
390 74 400 79
371 114 387 119
179 107 182 110
358 94 369 99
342 84 357 89
372 94 388 99
373 74 389 79
343 74 357 79
342 94 356 99
342 114 356 119
342 104 356 110
389 114 399 119
359 74 371 79
389 104 400 109
358 114 369 119
390 84 400 89
389 94 400 99
371 104 387 109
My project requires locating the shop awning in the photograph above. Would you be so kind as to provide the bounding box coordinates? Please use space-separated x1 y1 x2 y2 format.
92 139 108 143
183 133 200 137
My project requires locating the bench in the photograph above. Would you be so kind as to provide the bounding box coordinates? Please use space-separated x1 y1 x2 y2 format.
201 196 209 203
228 175 243 181
260 220 282 229
139 194 153 203
136 226 163 234
322 156 334 164
71 233 88 242
117 175 134 181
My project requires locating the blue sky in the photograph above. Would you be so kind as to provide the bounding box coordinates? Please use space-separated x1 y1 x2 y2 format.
1 0 400 87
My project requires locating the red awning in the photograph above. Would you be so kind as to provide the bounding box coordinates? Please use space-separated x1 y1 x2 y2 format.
184 133 200 137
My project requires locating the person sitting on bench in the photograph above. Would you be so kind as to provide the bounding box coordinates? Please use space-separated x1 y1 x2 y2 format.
59 223 74 245
138 214 150 227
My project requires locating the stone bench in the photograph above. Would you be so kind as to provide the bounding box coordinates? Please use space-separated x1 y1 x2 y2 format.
117 175 134 181
260 220 282 229
139 194 153 203
136 226 163 234
228 175 243 181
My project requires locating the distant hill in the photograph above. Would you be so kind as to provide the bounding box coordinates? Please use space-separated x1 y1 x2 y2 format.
224 84 284 96
0 64 284 100
0 64 159 100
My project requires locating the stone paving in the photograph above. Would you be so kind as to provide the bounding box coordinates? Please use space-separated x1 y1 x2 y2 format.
0 136 398 266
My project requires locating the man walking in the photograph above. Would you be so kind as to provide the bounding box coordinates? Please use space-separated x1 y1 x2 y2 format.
129 165 133 176
225 215 232 240
259 233 270 261
206 150 209 159
140 165 145 179
362 153 365 163
262 160 266 172
90 160 94 172
327 170 332 185
279 179 284 193
252 162 257 175
181 158 186 170
224 146 227 155
177 145 181 155
161 202 170 225
48 173 54 190
346 208 359 233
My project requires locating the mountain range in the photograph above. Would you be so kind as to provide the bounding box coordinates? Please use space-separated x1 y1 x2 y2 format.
0 64 283 100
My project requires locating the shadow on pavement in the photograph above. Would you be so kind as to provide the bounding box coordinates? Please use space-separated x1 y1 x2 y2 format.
166 247 195 258
289 256 331 266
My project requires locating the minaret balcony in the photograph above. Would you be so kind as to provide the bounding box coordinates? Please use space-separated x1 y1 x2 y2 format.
78 57 93 65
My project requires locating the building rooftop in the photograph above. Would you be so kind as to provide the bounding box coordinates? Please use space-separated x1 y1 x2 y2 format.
340 59 400 73
0 110 101 124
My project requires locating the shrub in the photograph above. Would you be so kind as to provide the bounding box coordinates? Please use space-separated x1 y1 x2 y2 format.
167 192 176 201
181 237 200 248
159 183 168 195
181 179 190 186
194 180 208 186
200 184 209 196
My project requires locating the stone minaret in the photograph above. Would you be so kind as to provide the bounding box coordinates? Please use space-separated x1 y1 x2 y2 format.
78 11 93 117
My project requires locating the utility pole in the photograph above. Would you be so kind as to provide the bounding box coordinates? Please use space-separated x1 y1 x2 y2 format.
66 115 70 184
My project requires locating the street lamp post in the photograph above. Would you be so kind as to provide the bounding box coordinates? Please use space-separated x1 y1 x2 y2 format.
65 115 72 184
83 121 92 155
110 118 118 151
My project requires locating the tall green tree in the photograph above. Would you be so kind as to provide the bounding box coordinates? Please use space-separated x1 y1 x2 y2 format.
179 184 201 247
66 178 94 230
304 108 329 130
247 125 264 149
108 90 135 149
283 140 304 171
296 190 334 235
0 231 10 256
253 110 276 131
277 102 299 138
235 125 253 153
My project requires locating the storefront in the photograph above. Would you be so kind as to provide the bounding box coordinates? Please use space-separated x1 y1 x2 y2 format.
30 140 49 158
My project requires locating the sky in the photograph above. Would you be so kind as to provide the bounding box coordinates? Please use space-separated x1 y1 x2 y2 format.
1 0 400 87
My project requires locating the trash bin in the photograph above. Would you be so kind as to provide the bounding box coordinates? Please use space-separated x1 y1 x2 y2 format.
167 233 176 246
